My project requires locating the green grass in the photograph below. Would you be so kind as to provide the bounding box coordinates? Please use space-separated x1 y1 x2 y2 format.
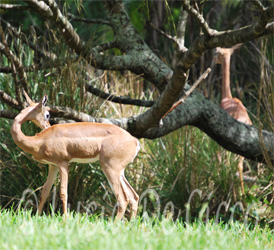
0 210 273 250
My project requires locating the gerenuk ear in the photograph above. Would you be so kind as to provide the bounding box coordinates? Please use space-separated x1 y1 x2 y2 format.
231 43 243 54
38 95 48 110
22 89 34 106
42 95 48 106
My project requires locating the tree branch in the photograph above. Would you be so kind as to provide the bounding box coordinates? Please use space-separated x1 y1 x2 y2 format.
181 0 215 37
149 22 178 44
264 21 274 36
0 110 18 119
25 0 84 54
49 106 96 122
0 4 30 11
252 0 266 12
67 13 112 26
176 6 188 52
41 106 129 129
86 84 154 107
0 90 22 110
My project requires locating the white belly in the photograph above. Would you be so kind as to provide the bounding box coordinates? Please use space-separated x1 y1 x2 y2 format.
37 155 100 165
69 155 100 164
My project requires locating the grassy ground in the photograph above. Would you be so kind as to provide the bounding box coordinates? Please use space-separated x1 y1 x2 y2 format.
0 210 273 250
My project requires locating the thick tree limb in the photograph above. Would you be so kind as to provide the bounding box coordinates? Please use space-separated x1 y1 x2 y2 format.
139 85 274 165
159 67 211 125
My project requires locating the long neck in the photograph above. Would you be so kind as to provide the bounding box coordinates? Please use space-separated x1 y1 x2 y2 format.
221 56 233 100
11 111 38 154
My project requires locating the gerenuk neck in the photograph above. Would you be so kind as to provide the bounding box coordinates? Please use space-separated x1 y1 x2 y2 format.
221 56 233 100
11 110 39 155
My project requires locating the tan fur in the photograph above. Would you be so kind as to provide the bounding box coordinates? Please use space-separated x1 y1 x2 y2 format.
214 44 252 195
11 94 140 220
